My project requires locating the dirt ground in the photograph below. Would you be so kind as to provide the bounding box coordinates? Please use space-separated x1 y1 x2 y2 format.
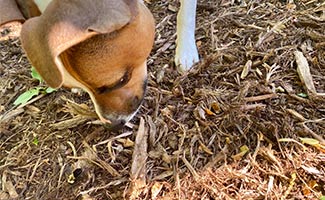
0 0 324 199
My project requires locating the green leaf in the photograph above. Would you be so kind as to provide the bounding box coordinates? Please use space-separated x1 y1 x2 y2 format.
13 88 41 106
297 93 308 98
32 137 39 146
320 196 325 200
45 87 56 94
31 67 43 83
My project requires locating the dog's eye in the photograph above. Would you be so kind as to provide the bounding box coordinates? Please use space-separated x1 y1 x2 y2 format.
120 77 125 83
119 73 129 85
96 70 132 94
96 85 110 94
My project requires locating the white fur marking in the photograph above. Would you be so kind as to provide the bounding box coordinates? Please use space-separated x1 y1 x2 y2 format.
175 0 199 72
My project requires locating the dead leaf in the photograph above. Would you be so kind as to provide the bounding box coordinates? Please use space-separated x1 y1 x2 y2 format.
294 51 316 94
211 101 222 114
205 108 215 116
168 4 177 12
302 180 318 196
162 153 172 164
0 191 9 200
81 194 95 200
299 137 325 150
232 145 249 160
152 171 174 181
301 165 321 175
3 180 18 199
199 141 213 155
241 60 252 79
151 182 164 199
195 105 206 120
117 138 134 148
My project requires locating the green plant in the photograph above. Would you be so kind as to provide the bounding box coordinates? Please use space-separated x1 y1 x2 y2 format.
13 67 56 106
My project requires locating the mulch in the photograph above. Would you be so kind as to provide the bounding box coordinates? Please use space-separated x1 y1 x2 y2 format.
0 0 324 199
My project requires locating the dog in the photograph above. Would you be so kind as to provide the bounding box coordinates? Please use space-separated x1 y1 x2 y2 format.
0 0 198 128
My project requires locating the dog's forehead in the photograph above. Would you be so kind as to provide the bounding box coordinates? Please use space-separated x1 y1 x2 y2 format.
62 35 141 86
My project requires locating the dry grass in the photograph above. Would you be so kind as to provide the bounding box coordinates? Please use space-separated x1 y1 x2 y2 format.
0 0 324 199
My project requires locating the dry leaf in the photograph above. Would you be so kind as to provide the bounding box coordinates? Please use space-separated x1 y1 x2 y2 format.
302 180 318 196
3 180 18 199
81 194 95 200
302 186 311 196
151 182 164 199
271 20 287 34
231 145 249 160
241 60 252 79
211 101 222 114
168 4 177 12
300 137 319 145
199 141 213 155
117 138 134 148
162 153 172 164
286 3 296 10
256 68 263 77
301 165 321 175
152 171 173 181
294 51 316 94
205 108 215 116
0 191 9 200
299 137 324 149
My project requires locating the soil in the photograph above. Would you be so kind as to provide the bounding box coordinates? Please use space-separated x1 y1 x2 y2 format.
0 0 324 199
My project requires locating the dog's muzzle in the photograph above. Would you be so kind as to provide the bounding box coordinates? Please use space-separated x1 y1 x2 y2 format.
100 111 138 130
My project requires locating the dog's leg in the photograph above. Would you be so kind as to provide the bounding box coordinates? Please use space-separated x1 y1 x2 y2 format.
175 0 199 72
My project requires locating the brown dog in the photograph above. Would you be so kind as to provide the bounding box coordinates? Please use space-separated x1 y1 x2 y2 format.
0 0 155 128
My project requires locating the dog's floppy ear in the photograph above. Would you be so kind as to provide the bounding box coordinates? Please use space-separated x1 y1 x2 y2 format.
0 0 25 25
20 0 136 88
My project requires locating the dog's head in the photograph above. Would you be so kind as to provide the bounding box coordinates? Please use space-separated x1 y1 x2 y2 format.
19 0 155 128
